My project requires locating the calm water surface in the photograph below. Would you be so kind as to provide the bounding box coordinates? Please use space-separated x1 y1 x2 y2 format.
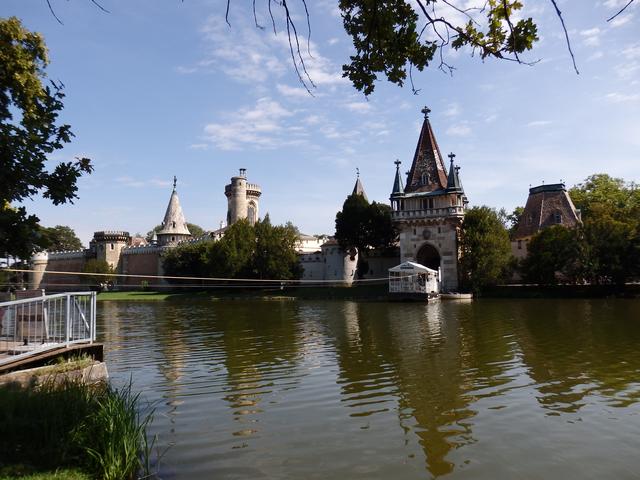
97 299 640 479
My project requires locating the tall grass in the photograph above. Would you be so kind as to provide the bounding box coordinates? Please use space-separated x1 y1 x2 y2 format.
0 377 154 480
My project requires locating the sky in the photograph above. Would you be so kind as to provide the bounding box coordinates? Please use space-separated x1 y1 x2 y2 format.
4 0 639 245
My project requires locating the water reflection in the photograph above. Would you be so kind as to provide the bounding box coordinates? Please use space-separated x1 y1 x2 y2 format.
98 298 640 479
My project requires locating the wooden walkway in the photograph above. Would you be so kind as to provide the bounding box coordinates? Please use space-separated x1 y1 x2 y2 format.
0 342 104 375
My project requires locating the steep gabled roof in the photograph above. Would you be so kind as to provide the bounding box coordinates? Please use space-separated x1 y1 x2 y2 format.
405 108 448 193
158 182 191 236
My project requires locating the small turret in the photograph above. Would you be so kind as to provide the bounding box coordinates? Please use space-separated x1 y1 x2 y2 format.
157 177 191 247
391 159 404 197
352 168 368 201
225 169 261 226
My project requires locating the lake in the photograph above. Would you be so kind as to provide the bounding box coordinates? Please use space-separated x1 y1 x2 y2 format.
98 298 640 479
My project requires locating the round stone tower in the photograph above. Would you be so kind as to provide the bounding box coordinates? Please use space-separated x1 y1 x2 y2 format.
30 251 49 289
90 231 131 270
225 168 261 226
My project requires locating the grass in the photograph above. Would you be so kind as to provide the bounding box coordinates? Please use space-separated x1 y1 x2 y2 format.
97 291 173 301
0 378 154 480
0 466 90 480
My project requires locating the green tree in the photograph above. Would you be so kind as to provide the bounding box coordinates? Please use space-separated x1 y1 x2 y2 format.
335 195 398 252
0 17 92 259
521 225 583 285
82 259 114 288
569 174 640 284
162 240 212 284
506 206 524 239
252 216 303 280
42 225 83 251
459 206 512 293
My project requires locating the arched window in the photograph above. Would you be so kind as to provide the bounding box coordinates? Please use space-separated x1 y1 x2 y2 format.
247 202 256 225
172 221 176 228
422 173 428 185
554 211 562 224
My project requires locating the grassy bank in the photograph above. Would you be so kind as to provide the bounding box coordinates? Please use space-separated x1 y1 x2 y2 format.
0 378 153 480
98 283 390 302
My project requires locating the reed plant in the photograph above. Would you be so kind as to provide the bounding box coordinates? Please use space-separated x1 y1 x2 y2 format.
0 377 154 480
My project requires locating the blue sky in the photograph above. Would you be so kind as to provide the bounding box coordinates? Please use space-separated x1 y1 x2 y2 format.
4 0 639 244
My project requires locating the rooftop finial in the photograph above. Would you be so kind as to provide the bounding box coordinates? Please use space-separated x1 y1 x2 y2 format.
173 175 177 190
394 159 401 168
448 152 456 163
356 167 360 178
421 106 431 119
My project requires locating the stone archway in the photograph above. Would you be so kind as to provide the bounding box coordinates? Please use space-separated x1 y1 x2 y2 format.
416 243 441 270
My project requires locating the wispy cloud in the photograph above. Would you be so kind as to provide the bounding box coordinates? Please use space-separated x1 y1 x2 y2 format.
527 120 552 127
604 92 640 103
446 123 472 136
202 97 308 150
443 102 460 117
115 176 173 188
276 83 312 99
610 13 633 27
344 101 372 113
580 27 601 47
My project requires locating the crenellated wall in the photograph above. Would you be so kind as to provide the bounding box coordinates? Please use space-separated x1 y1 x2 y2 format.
39 250 88 291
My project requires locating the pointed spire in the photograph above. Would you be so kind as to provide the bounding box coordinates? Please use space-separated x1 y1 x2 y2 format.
157 180 191 236
352 168 368 201
391 159 404 196
405 106 448 193
446 152 464 193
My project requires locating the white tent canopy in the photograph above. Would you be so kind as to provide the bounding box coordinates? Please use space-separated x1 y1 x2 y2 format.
388 261 437 274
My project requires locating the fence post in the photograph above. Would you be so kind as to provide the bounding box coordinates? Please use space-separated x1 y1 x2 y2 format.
91 292 96 343
65 294 71 347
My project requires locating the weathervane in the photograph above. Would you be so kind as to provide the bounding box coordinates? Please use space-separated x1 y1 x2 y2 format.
173 175 177 190
421 106 431 119
394 159 401 169
448 152 456 163
356 167 360 178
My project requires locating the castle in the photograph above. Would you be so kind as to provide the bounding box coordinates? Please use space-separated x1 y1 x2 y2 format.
30 106 471 291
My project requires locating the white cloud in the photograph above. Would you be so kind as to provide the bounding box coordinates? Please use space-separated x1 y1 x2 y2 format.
443 102 460 117
189 143 209 150
446 123 471 136
203 97 306 150
622 43 640 59
527 120 552 127
115 177 172 188
276 83 311 99
588 51 604 61
580 27 601 47
610 14 633 27
604 92 640 103
344 101 372 113
327 37 340 45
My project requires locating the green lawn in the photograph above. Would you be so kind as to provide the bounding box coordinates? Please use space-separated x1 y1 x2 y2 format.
97 291 174 301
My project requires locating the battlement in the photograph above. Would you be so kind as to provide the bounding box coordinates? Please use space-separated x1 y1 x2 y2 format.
122 245 163 255
93 231 131 242
47 250 88 260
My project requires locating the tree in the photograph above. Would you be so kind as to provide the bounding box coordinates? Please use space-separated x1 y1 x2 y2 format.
82 259 114 288
0 17 92 259
569 174 640 285
505 206 524 239
459 206 512 293
145 222 205 242
162 218 303 282
335 195 397 252
42 225 83 251
521 225 583 285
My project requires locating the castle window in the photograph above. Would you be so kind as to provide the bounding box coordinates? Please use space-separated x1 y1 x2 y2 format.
428 199 434 209
554 212 562 224
171 236 175 242
422 173 429 185
110 243 114 250
172 221 176 228
413 228 416 235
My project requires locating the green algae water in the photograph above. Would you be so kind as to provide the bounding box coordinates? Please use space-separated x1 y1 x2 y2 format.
98 299 640 479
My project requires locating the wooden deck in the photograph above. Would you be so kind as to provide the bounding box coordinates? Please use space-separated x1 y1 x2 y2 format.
0 342 104 375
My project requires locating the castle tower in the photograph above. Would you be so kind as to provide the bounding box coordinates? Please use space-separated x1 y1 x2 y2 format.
90 231 131 270
511 183 582 260
29 251 49 289
390 107 468 292
225 168 261 226
352 168 368 201
156 177 191 247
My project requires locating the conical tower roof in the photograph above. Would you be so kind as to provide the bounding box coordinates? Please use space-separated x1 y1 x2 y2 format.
405 107 448 193
391 159 404 196
352 169 368 201
158 178 190 236
446 153 464 193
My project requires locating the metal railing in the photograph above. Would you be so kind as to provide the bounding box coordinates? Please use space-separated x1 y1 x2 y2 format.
391 206 464 220
0 292 96 366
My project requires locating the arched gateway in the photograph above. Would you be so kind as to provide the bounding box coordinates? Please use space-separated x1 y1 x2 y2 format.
416 243 441 271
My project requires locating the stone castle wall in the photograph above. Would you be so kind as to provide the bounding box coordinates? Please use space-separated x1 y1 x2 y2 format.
121 246 163 287
39 251 88 291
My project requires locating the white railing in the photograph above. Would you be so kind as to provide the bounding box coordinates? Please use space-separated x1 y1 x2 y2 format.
0 292 96 366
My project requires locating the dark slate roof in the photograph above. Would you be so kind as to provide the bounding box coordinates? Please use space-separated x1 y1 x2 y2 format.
391 161 404 196
446 157 464 193
405 115 448 193
514 183 582 238
352 176 368 201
